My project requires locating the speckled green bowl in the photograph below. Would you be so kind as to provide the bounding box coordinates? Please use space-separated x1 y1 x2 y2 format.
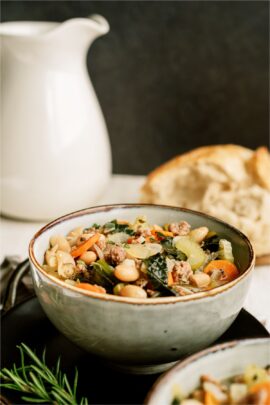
29 204 255 374
146 338 270 404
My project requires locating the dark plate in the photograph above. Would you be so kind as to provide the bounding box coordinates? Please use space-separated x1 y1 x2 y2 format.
1 298 269 405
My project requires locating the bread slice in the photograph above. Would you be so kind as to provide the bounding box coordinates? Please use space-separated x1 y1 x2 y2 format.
141 145 270 259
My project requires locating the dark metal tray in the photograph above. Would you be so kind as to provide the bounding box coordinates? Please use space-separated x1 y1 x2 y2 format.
1 297 269 405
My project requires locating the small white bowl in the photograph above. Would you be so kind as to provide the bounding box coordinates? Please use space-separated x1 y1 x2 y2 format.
146 338 270 404
29 204 255 374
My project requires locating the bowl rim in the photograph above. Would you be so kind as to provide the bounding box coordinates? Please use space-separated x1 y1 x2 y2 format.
145 337 270 404
28 203 255 305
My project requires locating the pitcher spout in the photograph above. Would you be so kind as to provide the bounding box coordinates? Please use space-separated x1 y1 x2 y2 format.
0 15 109 61
47 15 110 51
86 14 110 36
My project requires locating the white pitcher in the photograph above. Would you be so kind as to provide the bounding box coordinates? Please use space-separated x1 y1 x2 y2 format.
0 16 112 221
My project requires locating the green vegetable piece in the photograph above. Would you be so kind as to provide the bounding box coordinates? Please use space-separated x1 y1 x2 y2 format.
244 365 268 387
103 221 116 233
91 259 116 289
95 259 114 276
171 397 181 405
161 237 187 261
174 236 207 270
91 223 100 229
202 233 220 252
103 220 134 235
145 254 178 296
218 239 234 263
113 283 126 295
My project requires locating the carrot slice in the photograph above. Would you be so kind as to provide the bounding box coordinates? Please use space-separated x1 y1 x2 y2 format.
168 271 174 286
205 391 220 405
203 260 239 282
250 381 270 405
151 229 173 239
71 233 100 258
76 283 106 294
161 231 173 237
150 230 159 240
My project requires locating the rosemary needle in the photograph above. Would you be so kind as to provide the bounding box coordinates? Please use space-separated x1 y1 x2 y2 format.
0 343 88 405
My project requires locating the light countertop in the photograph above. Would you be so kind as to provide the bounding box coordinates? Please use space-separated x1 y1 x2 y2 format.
1 174 269 331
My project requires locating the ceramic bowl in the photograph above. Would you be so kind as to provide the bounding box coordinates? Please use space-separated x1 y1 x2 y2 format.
146 338 270 404
29 204 255 374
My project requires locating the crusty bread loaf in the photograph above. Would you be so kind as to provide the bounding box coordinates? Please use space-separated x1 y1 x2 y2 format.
141 145 270 259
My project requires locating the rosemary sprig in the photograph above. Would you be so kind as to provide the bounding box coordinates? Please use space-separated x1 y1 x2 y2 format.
0 343 88 404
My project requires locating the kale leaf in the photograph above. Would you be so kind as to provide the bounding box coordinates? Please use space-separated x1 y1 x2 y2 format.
202 234 220 252
103 220 135 235
91 223 101 229
147 253 168 285
91 259 116 291
145 253 178 296
171 397 181 405
161 237 187 261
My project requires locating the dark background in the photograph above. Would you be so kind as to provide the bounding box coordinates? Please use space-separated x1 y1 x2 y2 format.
2 1 269 174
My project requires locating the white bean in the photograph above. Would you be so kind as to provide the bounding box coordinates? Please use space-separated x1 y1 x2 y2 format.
50 235 71 252
189 227 209 244
56 251 76 279
119 285 147 298
114 259 140 282
45 250 57 268
79 251 97 265
67 227 84 246
68 227 84 238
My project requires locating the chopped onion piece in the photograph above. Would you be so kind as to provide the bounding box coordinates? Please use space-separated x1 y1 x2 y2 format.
125 243 162 259
93 243 104 260
229 383 248 403
203 382 228 402
107 232 130 244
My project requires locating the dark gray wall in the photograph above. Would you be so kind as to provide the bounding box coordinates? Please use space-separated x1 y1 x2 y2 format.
2 1 269 174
